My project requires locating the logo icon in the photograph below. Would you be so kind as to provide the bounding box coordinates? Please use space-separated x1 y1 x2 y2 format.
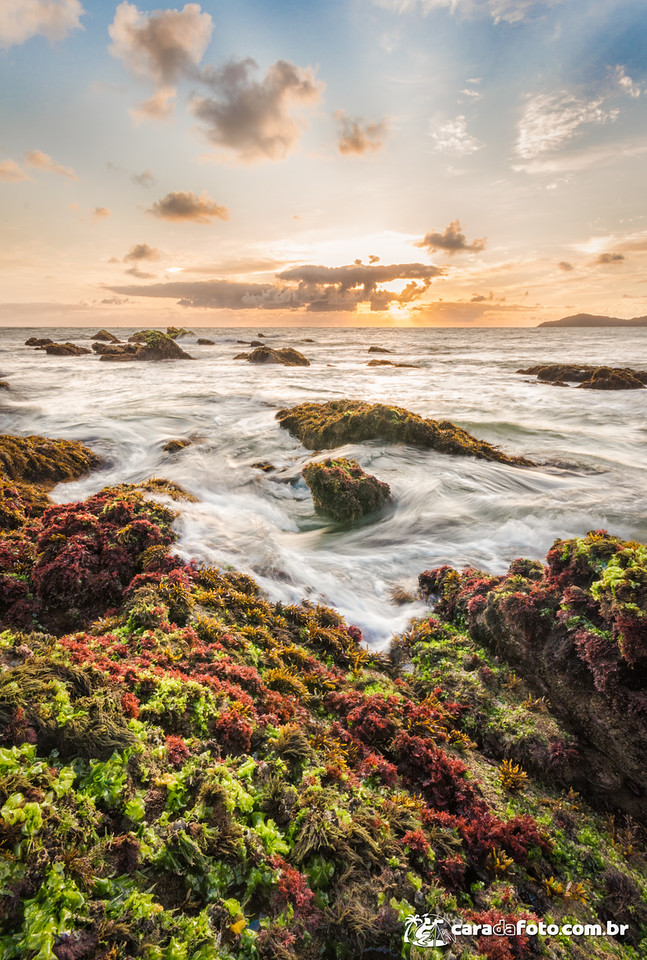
404 913 455 948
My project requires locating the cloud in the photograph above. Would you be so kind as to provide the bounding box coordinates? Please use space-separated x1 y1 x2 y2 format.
515 92 618 161
336 111 387 155
415 219 486 254
430 115 483 155
558 260 574 271
23 149 78 179
0 159 31 182
370 0 557 25
0 0 84 49
613 65 641 99
132 168 156 187
124 243 161 262
148 190 229 222
108 1 212 86
107 261 442 312
595 252 625 264
92 207 111 222
511 138 647 175
125 266 156 278
191 58 322 162
130 87 176 123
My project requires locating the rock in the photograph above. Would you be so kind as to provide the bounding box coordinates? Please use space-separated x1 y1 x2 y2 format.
277 399 533 466
251 461 275 472
44 343 91 356
579 367 645 390
109 331 193 361
303 338 315 343
197 338 214 345
256 332 266 337
250 340 264 347
163 439 192 454
91 329 119 343
242 346 310 367
166 326 195 339
391 587 415 605
418 530 647 819
302 457 393 522
0 434 101 484
367 359 417 368
517 363 647 389
0 382 8 390
368 346 392 354
25 337 54 347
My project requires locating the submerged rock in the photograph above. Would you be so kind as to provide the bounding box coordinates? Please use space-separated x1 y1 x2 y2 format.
197 337 214 345
162 438 192 454
277 399 533 466
91 329 119 342
44 342 91 356
518 362 647 389
240 346 310 367
0 381 8 390
368 346 392 354
302 457 393 522
251 460 275 472
367 359 417 368
102 330 193 361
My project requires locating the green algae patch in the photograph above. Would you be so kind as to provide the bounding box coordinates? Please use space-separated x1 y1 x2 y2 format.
276 399 534 466
0 435 102 485
302 457 393 522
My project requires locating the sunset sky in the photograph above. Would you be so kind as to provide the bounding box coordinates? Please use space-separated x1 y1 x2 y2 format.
1 0 647 327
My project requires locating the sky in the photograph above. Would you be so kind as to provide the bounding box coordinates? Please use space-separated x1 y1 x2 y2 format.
1 0 647 328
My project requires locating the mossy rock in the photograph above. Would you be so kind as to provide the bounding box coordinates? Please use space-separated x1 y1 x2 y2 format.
0 435 102 484
277 399 533 466
303 458 393 522
111 330 193 361
244 346 310 366
162 439 192 454
518 363 647 389
91 329 119 343
166 326 195 339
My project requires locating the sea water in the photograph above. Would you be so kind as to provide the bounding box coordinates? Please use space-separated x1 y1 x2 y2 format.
1 325 646 646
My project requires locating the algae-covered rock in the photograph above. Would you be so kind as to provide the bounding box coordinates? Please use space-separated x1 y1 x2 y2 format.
417 530 647 819
2 456 647 957
518 362 647 389
242 345 310 366
104 330 193 361
277 399 533 466
167 326 195 339
25 336 54 347
579 367 645 390
91 329 120 342
0 434 101 484
162 438 192 454
302 457 393 522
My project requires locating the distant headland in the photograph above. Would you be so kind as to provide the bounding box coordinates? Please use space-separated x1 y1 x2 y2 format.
539 312 647 327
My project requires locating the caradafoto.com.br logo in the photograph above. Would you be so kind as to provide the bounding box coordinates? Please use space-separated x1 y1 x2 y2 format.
404 913 630 948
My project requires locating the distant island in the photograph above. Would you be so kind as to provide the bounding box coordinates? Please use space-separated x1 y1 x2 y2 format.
539 312 647 327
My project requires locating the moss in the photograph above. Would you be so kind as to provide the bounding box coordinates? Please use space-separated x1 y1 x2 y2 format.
302 457 393 522
0 435 101 484
276 399 533 466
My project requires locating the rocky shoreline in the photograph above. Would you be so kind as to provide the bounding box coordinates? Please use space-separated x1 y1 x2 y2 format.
0 426 646 960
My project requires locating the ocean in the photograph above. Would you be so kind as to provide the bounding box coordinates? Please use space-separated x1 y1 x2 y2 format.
2 325 646 645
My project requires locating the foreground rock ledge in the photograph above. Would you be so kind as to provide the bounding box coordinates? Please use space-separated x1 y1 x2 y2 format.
302 457 393 521
277 399 533 466
1 438 646 958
